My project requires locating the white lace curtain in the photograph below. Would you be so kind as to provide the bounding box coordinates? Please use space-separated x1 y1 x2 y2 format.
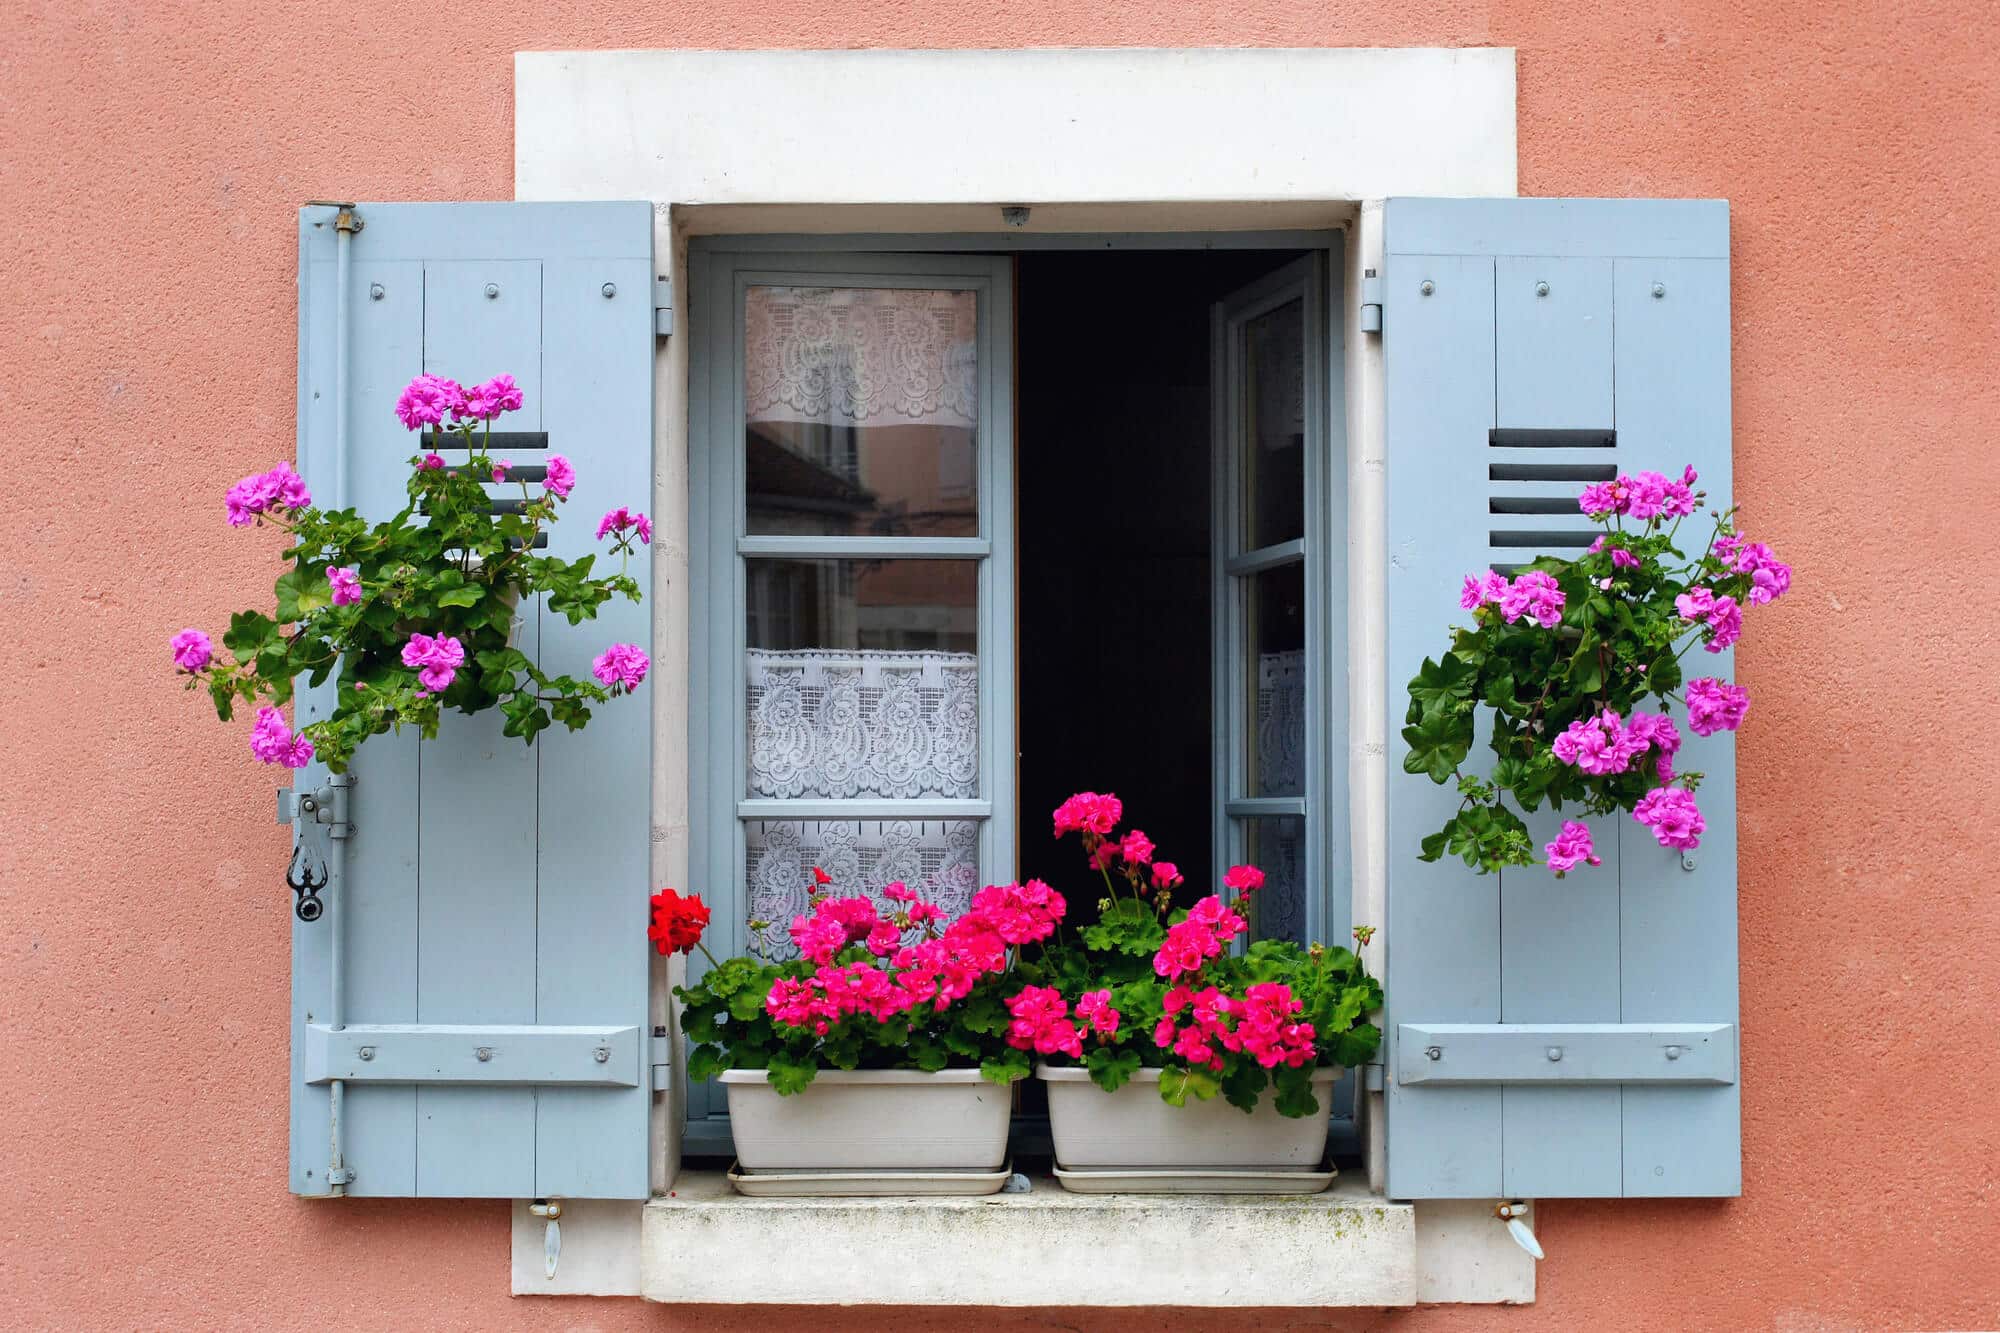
1257 648 1306 796
745 819 981 958
747 649 978 800
745 286 979 430
740 647 1307 955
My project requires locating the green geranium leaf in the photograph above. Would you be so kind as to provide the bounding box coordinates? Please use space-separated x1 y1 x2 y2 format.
1158 1065 1219 1107
686 1044 728 1083
1084 1047 1142 1093
766 1051 818 1096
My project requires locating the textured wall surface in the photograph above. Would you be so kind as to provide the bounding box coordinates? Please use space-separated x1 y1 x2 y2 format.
4 1 1997 1329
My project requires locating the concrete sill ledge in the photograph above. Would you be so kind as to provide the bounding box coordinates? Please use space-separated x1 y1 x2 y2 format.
641 1171 1417 1306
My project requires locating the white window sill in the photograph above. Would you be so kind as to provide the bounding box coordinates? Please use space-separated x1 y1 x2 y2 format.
512 1174 1534 1307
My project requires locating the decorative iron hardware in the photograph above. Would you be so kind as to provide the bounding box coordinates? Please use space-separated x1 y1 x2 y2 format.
279 775 352 922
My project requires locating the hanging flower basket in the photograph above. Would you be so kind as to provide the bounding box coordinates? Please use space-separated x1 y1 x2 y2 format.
171 374 652 775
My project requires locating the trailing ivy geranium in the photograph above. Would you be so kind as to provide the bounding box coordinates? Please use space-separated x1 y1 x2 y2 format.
1403 466 1791 874
1013 795 1383 1118
170 373 651 774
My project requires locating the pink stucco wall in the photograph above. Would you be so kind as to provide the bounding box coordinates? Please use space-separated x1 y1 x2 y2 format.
5 1 1997 1328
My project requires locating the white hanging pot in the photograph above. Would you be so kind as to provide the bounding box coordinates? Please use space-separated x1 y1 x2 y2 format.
1039 1065 1338 1170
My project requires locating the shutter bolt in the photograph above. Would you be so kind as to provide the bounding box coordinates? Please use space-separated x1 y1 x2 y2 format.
593 1046 610 1063
1419 280 1435 296
1535 281 1550 297
369 283 385 301
358 1045 375 1061
601 282 617 299
1424 1045 1442 1061
484 283 500 300
476 1046 494 1062
1546 1046 1563 1062
1664 1045 1683 1060
1652 282 1667 299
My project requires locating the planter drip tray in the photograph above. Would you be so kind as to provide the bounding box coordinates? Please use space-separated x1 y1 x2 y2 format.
728 1158 1015 1197
1051 1162 1338 1195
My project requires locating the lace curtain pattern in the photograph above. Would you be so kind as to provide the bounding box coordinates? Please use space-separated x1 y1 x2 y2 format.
745 819 981 958
1257 649 1306 796
745 286 979 430
747 649 978 800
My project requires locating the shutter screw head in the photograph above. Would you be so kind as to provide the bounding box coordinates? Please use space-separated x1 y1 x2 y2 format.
358 1045 375 1061
484 283 500 300
1664 1045 1683 1060
1546 1046 1564 1062
1425 1045 1442 1061
1535 281 1550 297
1652 282 1667 299
476 1046 494 1062
369 283 385 301
601 282 617 299
593 1046 610 1063
1419 280 1435 296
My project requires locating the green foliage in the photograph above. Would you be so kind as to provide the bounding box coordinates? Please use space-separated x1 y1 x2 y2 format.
187 416 644 772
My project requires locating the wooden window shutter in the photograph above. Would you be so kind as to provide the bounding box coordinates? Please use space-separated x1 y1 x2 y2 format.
290 203 655 1198
1382 198 1740 1198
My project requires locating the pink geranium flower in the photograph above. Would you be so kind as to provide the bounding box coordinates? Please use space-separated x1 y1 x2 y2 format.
400 633 465 693
544 455 576 499
1684 677 1751 736
327 566 362 606
1545 820 1601 875
593 643 650 692
171 628 213 673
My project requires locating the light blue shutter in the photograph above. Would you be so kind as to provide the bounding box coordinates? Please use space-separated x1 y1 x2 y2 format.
1382 199 1739 1199
290 203 654 1198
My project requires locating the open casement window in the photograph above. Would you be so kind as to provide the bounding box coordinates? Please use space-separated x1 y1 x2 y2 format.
687 252 1016 1152
1382 198 1740 1199
291 203 654 1198
1209 254 1344 950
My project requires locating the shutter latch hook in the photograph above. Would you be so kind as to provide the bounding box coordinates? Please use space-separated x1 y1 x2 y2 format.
529 1199 563 1279
1495 1201 1543 1260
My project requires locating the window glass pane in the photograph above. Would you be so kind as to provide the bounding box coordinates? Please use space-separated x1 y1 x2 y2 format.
1245 561 1305 797
1242 296 1306 549
745 286 979 538
744 819 981 958
1240 815 1308 945
746 558 977 798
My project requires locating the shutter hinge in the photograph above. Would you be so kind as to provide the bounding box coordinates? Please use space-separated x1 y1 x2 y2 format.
654 275 673 337
1359 268 1383 334
1363 1062 1385 1092
303 201 363 234
650 1025 672 1092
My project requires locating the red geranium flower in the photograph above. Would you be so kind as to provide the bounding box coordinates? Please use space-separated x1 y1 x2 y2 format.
648 888 712 957
811 866 833 887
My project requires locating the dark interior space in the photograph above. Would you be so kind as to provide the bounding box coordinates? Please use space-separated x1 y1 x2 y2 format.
1016 248 1310 900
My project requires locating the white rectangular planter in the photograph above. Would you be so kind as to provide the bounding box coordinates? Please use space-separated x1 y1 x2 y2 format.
720 1068 1012 1172
1040 1066 1339 1170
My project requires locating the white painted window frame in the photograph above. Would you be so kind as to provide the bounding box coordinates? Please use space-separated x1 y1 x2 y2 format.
512 46 1531 1306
